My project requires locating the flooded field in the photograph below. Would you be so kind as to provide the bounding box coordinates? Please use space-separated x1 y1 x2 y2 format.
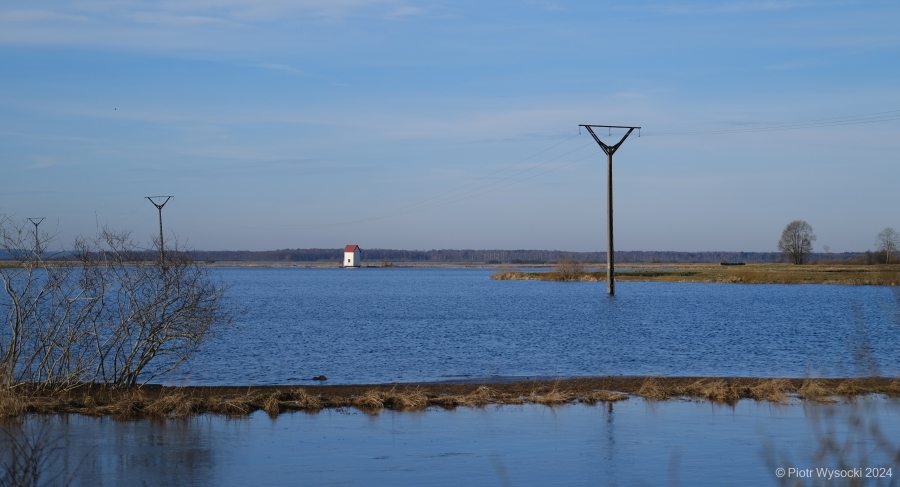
178 268 900 385
4 397 898 486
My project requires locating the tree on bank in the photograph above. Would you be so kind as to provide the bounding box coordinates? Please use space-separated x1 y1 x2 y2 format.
778 220 816 264
875 227 899 264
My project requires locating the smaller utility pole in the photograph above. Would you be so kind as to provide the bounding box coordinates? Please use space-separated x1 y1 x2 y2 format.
579 125 640 296
28 218 44 258
146 196 173 262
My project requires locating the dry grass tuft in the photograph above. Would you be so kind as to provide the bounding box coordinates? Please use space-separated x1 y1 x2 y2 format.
0 387 27 418
799 379 835 403
580 390 628 405
286 388 322 410
352 390 385 411
382 388 428 411
749 379 791 404
885 379 900 397
429 394 462 409
835 379 869 397
206 394 252 416
144 390 199 418
465 386 494 406
683 379 740 404
105 390 146 417
262 392 281 417
635 378 672 400
528 384 573 406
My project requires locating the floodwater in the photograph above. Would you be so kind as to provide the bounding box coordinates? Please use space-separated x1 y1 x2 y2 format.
174 268 900 385
5 397 898 486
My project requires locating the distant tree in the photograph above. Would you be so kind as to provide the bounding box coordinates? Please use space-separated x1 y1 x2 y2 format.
553 258 585 281
875 227 899 264
778 220 816 264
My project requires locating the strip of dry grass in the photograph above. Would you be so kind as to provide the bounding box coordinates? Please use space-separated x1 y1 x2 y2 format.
491 263 900 286
0 377 897 419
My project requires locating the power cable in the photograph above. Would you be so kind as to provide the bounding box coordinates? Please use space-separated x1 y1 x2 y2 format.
643 109 900 136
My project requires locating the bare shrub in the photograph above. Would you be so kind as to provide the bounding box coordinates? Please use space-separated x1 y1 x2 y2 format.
553 259 585 281
0 216 230 389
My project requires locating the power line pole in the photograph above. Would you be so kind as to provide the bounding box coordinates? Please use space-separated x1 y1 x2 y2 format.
579 125 640 296
27 218 44 258
146 196 173 262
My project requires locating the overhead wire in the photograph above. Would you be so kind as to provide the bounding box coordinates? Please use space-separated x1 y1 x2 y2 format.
302 145 598 229
642 109 900 136
262 107 900 231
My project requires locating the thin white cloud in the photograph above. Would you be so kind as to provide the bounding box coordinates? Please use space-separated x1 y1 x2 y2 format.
0 9 91 23
254 63 303 75
126 11 236 27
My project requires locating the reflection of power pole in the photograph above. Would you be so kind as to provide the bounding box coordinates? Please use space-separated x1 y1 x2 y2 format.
146 196 173 261
28 218 44 258
579 125 640 296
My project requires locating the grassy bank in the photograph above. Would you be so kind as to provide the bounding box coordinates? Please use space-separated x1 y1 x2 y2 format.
1 377 898 419
491 263 900 285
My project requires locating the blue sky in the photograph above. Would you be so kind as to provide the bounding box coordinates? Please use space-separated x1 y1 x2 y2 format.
1 1 898 252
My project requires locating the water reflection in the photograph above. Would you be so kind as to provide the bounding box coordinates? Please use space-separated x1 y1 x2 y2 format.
4 398 898 486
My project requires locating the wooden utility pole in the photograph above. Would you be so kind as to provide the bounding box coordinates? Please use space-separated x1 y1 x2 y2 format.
146 196 173 262
579 125 640 296
27 218 44 259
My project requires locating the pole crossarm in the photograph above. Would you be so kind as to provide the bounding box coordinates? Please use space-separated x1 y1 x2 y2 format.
146 196 173 210
579 125 640 156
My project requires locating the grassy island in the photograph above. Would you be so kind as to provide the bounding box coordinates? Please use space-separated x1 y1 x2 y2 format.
491 263 900 286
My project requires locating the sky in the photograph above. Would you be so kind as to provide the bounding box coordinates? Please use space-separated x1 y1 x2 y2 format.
1 1 898 253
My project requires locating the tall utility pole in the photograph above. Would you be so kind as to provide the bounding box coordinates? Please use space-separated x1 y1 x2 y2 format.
579 125 640 296
146 196 173 262
27 218 44 258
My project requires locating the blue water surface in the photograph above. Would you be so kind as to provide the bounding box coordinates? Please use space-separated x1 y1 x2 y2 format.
174 268 900 385
11 397 900 487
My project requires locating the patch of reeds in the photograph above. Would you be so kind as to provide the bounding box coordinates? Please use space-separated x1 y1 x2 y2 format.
0 377 898 419
748 379 791 404
493 263 900 286
682 379 741 404
579 390 628 405
528 383 574 406
0 387 27 418
635 378 673 400
798 379 836 403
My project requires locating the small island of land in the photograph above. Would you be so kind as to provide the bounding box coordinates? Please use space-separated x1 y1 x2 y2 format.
491 262 900 286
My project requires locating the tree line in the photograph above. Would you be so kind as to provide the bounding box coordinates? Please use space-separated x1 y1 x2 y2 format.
190 248 867 264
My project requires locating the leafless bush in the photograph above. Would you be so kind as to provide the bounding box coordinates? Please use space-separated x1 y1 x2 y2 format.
553 259 585 281
0 216 229 389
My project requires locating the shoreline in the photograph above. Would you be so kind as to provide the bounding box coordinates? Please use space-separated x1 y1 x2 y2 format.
3 377 898 419
491 263 900 285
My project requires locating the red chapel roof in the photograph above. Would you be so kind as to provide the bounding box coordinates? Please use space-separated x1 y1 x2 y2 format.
344 244 360 252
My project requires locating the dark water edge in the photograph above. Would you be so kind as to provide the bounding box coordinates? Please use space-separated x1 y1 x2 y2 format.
4 397 898 487
171 268 900 385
